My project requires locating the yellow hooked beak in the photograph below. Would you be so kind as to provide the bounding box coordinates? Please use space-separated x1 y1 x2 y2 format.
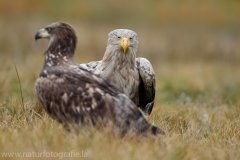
35 28 50 41
118 37 130 53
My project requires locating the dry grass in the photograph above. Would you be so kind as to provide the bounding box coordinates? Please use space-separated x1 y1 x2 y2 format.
1 1 240 160
1 60 240 160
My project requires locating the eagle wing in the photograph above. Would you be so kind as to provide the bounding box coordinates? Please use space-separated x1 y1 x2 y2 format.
35 67 116 126
79 61 102 73
35 67 163 135
136 58 156 116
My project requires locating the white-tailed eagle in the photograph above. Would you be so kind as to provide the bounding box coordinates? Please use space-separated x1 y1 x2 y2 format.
80 29 156 116
34 22 164 136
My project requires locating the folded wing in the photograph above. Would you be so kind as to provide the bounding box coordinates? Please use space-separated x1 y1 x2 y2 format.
35 67 163 135
136 58 156 115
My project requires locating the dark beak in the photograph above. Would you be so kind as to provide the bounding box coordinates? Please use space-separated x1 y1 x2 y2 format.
35 31 41 42
35 28 50 42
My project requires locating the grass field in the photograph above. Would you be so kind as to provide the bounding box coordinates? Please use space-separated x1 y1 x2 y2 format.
0 1 240 160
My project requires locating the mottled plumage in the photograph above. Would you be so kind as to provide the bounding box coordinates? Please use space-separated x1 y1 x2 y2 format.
34 22 164 136
81 29 156 115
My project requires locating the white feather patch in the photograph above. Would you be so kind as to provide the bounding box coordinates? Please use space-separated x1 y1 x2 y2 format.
76 106 80 113
62 93 68 103
46 62 53 66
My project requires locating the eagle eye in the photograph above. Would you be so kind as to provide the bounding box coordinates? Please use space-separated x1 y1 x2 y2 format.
117 36 121 39
46 27 51 32
129 37 133 40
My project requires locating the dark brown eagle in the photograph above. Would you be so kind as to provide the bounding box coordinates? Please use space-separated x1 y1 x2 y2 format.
80 29 156 116
34 22 165 136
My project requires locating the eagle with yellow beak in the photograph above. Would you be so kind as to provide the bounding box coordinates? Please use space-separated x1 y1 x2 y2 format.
81 29 156 116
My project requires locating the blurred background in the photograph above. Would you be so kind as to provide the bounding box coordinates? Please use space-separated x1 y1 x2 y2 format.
0 0 240 106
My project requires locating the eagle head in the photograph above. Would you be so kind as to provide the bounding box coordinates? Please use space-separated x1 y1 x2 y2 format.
35 22 77 53
107 29 138 53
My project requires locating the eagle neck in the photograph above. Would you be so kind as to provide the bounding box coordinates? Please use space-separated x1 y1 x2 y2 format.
43 37 75 67
101 46 136 77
